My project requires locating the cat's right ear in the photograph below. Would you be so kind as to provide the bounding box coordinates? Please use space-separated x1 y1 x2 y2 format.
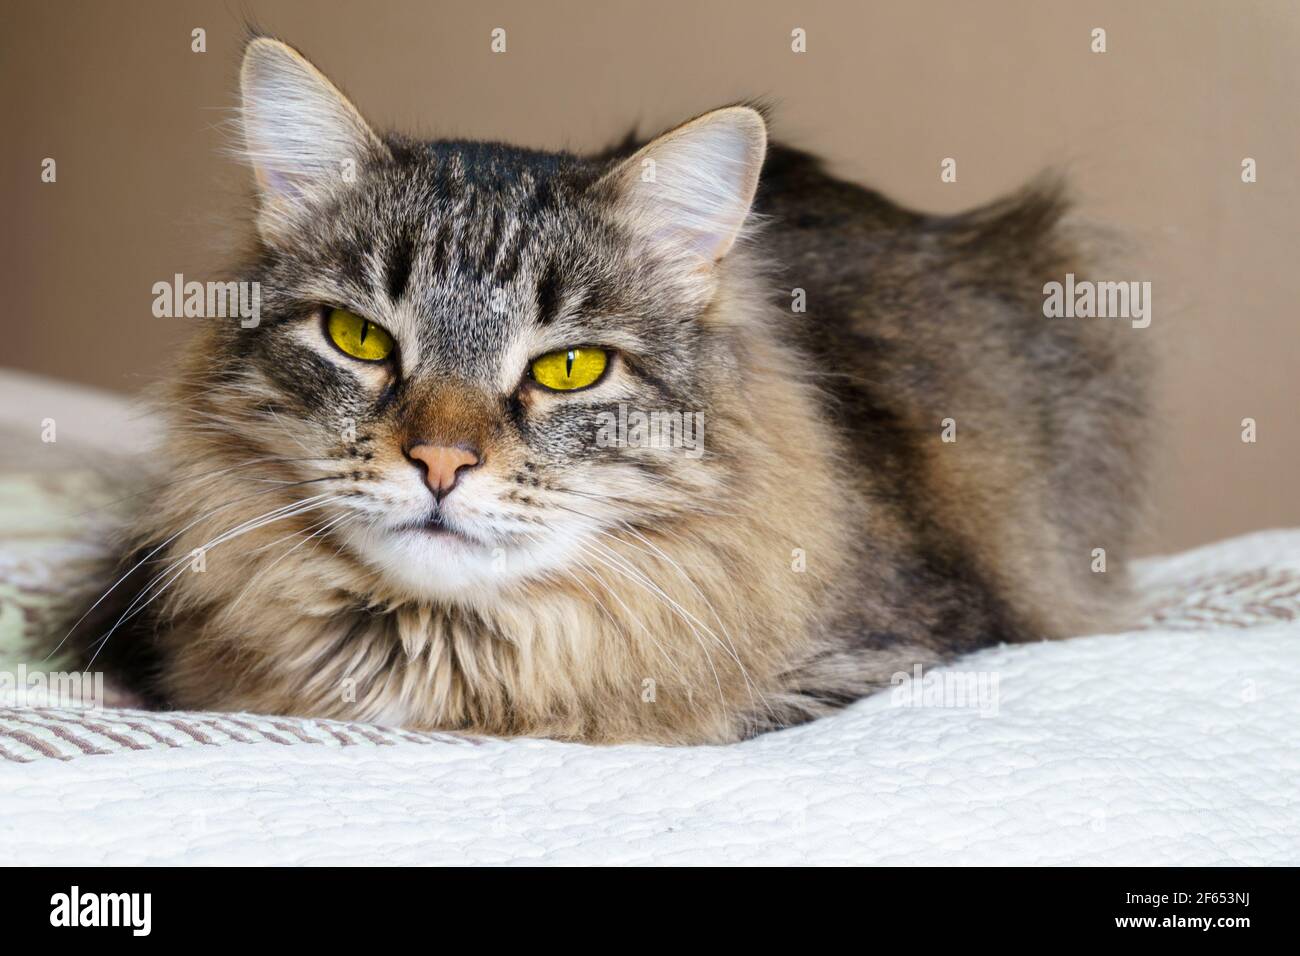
237 38 388 229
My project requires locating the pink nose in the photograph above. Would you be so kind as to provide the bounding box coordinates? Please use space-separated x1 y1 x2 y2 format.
406 444 481 501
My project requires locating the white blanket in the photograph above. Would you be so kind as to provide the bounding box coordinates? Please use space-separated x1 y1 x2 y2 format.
3 529 1299 865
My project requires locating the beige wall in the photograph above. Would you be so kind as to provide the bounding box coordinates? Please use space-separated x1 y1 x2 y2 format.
4 0 1298 553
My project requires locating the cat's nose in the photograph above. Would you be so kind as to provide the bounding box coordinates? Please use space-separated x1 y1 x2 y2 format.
406 443 481 502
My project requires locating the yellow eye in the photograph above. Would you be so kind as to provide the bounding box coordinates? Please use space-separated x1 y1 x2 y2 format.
530 348 608 391
326 308 395 362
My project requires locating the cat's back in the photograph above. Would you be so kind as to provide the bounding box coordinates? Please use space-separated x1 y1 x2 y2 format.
756 144 1150 644
756 143 1076 340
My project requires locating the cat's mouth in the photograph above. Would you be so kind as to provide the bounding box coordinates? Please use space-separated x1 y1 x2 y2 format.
387 512 507 552
395 514 466 539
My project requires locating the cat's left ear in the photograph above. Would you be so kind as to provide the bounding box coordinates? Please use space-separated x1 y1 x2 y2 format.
238 37 388 222
599 106 767 267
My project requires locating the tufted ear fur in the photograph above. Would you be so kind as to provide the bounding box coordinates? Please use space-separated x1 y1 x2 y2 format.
599 106 767 267
237 38 389 231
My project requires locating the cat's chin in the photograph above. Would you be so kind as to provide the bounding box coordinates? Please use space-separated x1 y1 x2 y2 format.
337 516 581 604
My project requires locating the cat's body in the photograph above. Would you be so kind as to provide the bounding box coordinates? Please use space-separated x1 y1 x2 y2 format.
62 39 1147 744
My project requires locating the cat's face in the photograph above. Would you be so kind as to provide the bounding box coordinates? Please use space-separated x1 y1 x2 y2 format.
197 39 765 602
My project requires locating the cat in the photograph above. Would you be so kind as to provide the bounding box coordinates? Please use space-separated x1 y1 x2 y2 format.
61 36 1149 744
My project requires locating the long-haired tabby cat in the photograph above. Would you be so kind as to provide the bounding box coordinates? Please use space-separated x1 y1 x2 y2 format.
61 37 1148 744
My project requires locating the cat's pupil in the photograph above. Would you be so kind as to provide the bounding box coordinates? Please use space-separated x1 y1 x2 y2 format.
359 322 370 345
565 350 574 377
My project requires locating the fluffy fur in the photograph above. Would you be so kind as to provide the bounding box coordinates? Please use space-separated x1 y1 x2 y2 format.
61 38 1149 744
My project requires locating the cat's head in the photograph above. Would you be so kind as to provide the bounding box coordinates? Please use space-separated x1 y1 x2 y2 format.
188 38 770 602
